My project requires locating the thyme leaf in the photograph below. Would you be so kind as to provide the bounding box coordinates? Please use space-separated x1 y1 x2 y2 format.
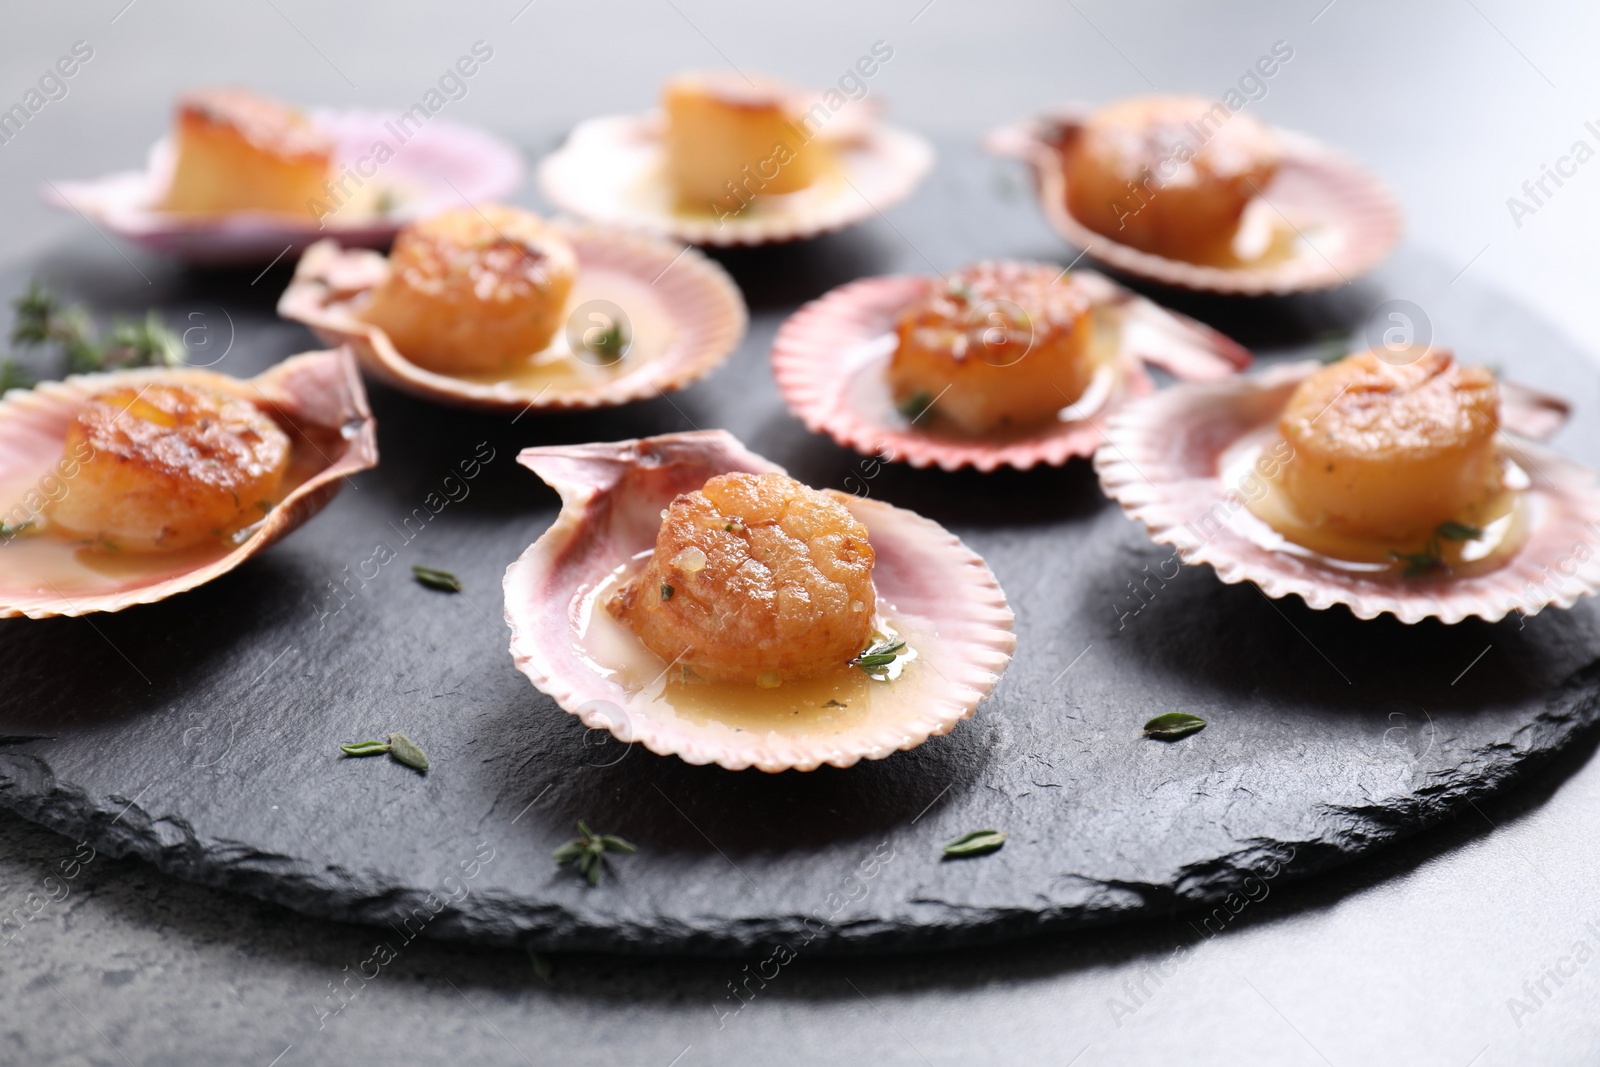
942 829 1006 858
387 732 429 771
896 390 934 421
340 740 391 757
412 564 462 592
1142 712 1207 740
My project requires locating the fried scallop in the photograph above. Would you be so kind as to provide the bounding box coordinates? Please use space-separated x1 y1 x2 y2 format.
609 472 875 685
162 87 334 221
357 204 578 375
1062 95 1280 262
887 261 1098 435
43 382 292 552
1278 348 1500 540
662 70 825 211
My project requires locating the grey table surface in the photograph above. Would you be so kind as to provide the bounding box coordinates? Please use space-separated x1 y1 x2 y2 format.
2 1 1599 1064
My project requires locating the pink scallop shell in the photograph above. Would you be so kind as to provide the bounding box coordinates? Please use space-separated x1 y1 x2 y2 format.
276 222 747 413
986 109 1402 295
770 267 1251 471
0 348 377 619
538 113 934 246
45 108 524 266
1094 361 1600 624
502 430 1016 772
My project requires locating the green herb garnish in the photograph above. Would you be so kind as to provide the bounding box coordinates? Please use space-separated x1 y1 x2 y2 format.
661 583 675 600
942 829 1006 858
412 564 462 592
584 321 629 363
373 188 400 217
339 732 429 771
0 360 34 392
387 732 429 771
553 821 636 886
0 520 33 539
855 637 906 679
897 391 934 421
1436 520 1483 542
10 281 182 375
529 950 555 986
1143 712 1207 740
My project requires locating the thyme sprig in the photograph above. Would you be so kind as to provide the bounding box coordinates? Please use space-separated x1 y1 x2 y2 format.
1392 520 1485 578
9 281 183 378
553 821 636 886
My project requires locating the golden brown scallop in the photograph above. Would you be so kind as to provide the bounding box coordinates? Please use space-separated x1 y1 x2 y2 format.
662 70 825 213
357 204 578 375
44 383 292 551
1278 348 1501 540
609 472 875 684
887 261 1098 435
162 87 333 221
1062 95 1280 262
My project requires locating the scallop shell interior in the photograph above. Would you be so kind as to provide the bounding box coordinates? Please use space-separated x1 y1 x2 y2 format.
277 224 747 413
986 110 1402 295
45 109 523 266
0 349 377 619
1095 360 1600 624
771 267 1251 471
503 431 1016 772
538 113 934 246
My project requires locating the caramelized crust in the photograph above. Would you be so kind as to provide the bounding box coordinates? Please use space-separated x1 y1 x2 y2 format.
358 205 578 374
162 87 333 219
662 70 824 209
1279 348 1501 540
1062 95 1280 261
45 383 292 551
610 472 875 684
888 261 1097 434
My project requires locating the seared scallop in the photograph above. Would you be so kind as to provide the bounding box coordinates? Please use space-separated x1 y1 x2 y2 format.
887 261 1098 435
1278 348 1500 540
1062 95 1280 262
609 471 875 684
162 87 333 221
43 383 291 552
358 204 578 375
662 70 825 212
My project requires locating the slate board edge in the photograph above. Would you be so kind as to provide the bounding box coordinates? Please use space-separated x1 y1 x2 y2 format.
3 656 1597 957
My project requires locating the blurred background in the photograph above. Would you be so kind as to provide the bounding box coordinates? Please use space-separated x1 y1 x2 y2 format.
2 1 1599 1064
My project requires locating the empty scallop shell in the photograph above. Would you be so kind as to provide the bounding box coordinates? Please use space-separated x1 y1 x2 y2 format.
277 223 747 413
0 348 377 619
503 430 1016 772
45 109 523 265
771 266 1250 471
1094 360 1600 624
538 113 934 246
986 108 1402 295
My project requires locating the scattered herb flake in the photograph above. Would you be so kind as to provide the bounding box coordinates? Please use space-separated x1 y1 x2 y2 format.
855 637 907 678
1436 520 1483 542
529 950 555 986
554 821 636 886
387 732 429 771
942 829 1006 858
340 740 391 757
584 322 629 363
412 564 462 592
1142 712 1207 741
897 390 934 421
823 699 847 708
0 520 34 539
661 583 675 601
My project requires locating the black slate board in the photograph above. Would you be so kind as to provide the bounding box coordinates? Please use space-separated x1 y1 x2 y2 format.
2 144 1599 956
